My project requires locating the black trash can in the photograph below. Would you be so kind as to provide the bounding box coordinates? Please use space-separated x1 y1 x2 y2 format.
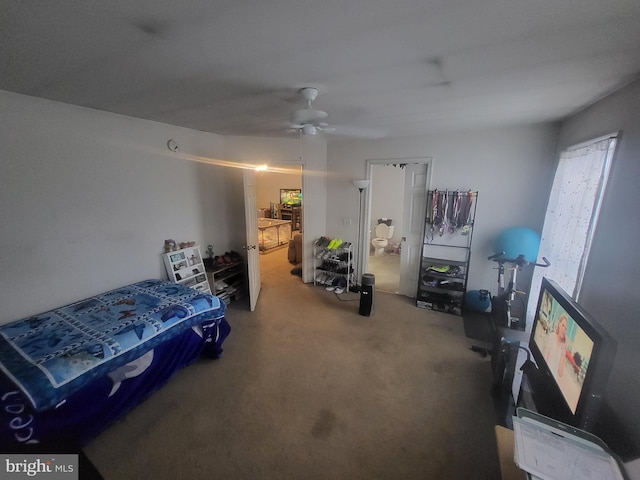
359 273 375 316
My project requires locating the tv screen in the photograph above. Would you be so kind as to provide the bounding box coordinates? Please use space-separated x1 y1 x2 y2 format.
528 278 616 430
280 188 302 206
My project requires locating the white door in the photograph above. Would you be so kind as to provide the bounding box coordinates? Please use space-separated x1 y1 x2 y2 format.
243 169 261 311
399 163 428 296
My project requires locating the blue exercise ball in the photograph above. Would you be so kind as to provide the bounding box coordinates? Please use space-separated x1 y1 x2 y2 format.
493 227 541 263
465 290 491 312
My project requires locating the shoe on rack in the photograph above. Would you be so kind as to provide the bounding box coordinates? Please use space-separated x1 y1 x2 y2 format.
326 276 341 291
316 236 330 247
427 265 450 273
334 277 348 294
325 277 335 291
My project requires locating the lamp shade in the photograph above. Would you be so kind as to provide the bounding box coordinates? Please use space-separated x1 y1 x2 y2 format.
353 179 370 190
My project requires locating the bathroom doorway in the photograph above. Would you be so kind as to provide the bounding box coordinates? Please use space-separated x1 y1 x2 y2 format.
363 159 431 296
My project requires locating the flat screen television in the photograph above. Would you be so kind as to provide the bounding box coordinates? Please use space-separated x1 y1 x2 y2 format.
280 188 302 206
527 277 617 431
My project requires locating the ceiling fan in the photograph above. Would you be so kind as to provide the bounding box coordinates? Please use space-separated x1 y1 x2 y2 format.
288 87 335 135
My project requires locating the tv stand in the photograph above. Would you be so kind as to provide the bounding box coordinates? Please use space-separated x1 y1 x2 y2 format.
277 205 301 232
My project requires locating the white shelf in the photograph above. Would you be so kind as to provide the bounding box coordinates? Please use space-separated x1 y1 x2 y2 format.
162 245 212 294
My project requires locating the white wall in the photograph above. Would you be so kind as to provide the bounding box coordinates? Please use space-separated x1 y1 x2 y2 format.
327 124 559 314
556 78 640 450
0 91 328 324
223 135 327 283
0 90 241 324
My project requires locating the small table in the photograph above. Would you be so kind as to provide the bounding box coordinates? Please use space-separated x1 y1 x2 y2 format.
277 206 302 231
495 426 528 480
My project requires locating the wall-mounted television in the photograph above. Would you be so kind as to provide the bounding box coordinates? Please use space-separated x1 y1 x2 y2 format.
280 188 302 206
527 277 617 431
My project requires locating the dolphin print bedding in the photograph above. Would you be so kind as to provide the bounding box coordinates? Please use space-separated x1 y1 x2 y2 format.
0 279 230 447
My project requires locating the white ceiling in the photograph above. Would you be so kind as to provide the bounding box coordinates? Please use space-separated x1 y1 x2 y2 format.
2 1 640 141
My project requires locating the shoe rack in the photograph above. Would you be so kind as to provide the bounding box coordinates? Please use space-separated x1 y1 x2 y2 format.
313 237 353 293
205 252 246 305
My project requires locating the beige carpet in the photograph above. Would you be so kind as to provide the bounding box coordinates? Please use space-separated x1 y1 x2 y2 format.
366 252 401 293
84 248 501 479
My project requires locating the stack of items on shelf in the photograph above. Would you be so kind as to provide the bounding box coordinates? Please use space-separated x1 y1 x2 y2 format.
314 236 353 294
204 251 245 305
315 236 348 251
421 264 465 291
417 258 468 315
210 251 243 268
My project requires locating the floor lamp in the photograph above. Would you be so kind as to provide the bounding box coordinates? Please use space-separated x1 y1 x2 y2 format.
353 179 370 289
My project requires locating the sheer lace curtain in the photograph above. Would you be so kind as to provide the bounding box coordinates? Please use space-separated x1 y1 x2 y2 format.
525 135 617 330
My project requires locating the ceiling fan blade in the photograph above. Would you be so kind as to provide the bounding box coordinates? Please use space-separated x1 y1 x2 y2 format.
291 108 328 124
329 125 387 139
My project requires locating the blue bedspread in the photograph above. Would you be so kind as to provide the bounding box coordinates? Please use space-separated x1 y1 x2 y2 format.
0 279 225 412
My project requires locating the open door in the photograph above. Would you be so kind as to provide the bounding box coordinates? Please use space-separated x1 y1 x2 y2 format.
399 163 428 296
243 168 261 311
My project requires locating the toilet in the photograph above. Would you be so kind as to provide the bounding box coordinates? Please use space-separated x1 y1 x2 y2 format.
371 222 395 256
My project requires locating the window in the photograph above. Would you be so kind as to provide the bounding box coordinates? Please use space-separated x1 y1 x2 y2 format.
526 134 618 327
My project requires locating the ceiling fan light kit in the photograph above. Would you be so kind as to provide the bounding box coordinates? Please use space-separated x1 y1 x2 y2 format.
302 124 317 135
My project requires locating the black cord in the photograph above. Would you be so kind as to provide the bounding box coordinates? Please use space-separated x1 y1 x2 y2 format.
334 291 359 301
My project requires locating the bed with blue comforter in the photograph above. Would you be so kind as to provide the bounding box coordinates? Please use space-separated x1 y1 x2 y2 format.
0 279 230 448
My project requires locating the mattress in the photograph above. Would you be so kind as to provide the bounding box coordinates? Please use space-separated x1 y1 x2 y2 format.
0 279 230 447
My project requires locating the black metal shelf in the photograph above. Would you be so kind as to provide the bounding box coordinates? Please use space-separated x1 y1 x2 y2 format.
416 190 477 316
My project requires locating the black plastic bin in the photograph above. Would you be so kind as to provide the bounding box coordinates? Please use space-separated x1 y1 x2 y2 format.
359 273 375 316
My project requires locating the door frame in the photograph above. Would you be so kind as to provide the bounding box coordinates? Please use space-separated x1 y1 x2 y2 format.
363 157 433 295
244 160 306 311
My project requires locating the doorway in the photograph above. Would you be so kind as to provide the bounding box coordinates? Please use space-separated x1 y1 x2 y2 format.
256 164 304 280
362 158 431 297
366 164 403 293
